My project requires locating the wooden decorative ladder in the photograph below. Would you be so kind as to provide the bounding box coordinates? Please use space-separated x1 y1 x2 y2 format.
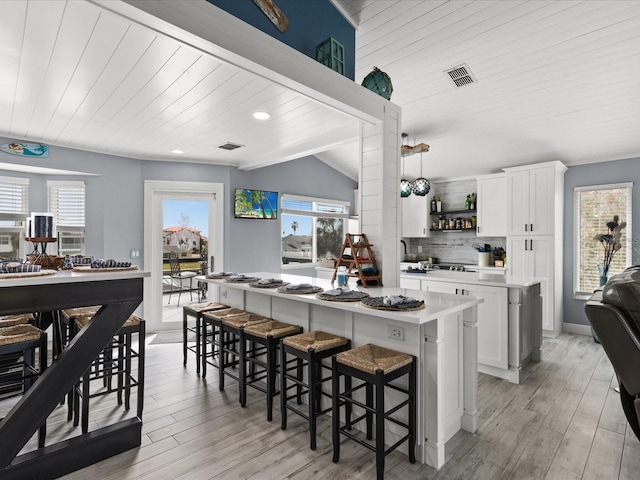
332 233 382 287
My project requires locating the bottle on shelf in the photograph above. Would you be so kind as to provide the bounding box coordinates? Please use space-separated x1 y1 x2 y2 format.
465 195 470 210
436 197 442 212
470 192 476 210
431 197 437 213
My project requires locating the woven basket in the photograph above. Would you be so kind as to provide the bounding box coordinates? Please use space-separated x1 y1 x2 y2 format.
27 254 63 269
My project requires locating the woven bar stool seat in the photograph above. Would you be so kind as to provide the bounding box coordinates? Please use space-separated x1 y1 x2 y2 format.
281 331 350 449
0 313 34 328
240 320 302 421
182 301 228 375
70 312 145 434
201 308 247 379
0 324 47 447
332 343 417 480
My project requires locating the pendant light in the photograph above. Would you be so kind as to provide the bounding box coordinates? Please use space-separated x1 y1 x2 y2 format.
411 151 430 196
400 133 412 197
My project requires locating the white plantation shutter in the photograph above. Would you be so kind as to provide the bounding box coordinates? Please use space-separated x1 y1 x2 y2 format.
48 181 85 228
0 176 29 220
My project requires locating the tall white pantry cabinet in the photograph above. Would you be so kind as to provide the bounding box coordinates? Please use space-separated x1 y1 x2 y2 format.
505 161 567 337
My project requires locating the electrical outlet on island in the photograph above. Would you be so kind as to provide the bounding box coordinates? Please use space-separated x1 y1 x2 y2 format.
387 325 404 341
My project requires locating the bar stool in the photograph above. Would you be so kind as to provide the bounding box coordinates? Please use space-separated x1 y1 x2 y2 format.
280 331 350 449
182 301 227 375
0 313 34 328
0 324 48 447
218 313 271 396
71 313 145 434
201 307 246 379
331 344 417 480
240 320 302 421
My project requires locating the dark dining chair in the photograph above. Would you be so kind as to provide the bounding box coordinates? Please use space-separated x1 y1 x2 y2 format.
168 253 197 306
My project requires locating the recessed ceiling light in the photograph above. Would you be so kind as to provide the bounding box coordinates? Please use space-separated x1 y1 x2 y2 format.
253 111 271 120
171 149 184 154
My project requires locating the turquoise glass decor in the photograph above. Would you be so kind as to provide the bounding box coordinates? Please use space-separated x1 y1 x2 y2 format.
400 179 412 197
361 67 393 100
412 177 431 196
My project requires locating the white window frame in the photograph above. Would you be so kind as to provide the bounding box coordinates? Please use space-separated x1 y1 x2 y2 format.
0 175 29 258
574 182 633 299
281 193 349 269
48 180 86 256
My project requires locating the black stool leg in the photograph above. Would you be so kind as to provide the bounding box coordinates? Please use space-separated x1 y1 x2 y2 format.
375 370 385 480
409 358 417 463
345 373 352 430
239 329 247 407
296 357 303 405
332 356 340 463
182 310 188 366
218 327 226 391
366 381 373 440
195 315 201 375
124 331 132 410
266 336 276 422
308 350 317 449
137 321 146 419
280 341 287 430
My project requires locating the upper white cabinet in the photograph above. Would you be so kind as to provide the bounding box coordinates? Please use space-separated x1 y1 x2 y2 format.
401 190 434 238
505 163 565 236
477 173 506 237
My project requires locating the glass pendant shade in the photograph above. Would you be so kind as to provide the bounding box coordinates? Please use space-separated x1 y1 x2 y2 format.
400 179 412 197
412 177 430 196
411 152 430 196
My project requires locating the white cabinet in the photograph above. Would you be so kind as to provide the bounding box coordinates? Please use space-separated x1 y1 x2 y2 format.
476 173 506 237
400 276 422 290
507 236 554 332
506 164 558 236
423 280 509 371
401 190 433 238
504 161 566 337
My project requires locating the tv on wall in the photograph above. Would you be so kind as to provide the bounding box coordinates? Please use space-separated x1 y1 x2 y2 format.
234 188 278 219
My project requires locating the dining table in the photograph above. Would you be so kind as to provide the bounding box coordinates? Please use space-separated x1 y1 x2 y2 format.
0 268 148 480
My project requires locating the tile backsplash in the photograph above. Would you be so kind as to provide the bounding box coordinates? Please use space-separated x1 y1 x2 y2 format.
403 178 506 265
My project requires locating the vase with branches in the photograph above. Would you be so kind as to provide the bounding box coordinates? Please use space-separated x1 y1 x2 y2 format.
593 215 627 285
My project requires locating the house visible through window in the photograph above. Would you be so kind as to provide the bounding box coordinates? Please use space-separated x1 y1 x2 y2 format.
574 183 632 296
48 181 85 256
0 176 29 259
281 194 349 267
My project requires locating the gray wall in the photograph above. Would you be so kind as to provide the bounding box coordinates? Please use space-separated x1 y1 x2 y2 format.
0 137 357 274
563 157 640 326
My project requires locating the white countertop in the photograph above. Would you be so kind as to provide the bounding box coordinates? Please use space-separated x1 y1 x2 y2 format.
0 268 149 287
202 271 483 325
401 269 542 288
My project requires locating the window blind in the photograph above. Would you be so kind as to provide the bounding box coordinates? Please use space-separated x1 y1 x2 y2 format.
48 181 85 228
0 176 29 216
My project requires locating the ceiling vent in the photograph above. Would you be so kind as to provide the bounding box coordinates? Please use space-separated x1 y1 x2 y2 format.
444 64 476 88
217 142 244 151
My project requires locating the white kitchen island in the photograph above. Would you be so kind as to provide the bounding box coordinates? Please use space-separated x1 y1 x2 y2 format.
401 269 543 384
203 272 483 469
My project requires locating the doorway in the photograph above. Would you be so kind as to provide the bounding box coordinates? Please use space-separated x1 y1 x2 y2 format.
144 180 224 332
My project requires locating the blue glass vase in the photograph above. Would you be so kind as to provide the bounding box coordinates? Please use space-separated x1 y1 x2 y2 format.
592 264 610 344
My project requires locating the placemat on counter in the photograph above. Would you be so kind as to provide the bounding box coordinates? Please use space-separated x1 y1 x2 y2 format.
361 296 425 311
73 266 139 272
276 283 323 295
206 272 235 279
0 269 57 279
316 289 370 302
223 275 261 283
249 279 289 288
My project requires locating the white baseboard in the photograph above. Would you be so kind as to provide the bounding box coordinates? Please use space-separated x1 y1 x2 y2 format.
562 322 592 336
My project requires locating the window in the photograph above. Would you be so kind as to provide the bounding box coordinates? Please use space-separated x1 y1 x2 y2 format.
0 176 29 259
48 181 85 256
281 194 349 267
574 183 632 296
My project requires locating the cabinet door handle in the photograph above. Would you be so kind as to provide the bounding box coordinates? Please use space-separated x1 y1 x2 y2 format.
455 288 459 295
423 228 426 234
525 240 528 251
524 223 528 232
530 239 533 250
530 223 533 232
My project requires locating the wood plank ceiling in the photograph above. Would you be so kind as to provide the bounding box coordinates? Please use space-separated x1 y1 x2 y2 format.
0 0 360 176
1 1 640 182
334 0 640 180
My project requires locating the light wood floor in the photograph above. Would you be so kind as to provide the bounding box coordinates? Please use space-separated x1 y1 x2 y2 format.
48 329 639 480
4 297 638 479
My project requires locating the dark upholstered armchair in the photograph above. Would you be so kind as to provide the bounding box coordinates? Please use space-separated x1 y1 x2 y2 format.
585 265 640 442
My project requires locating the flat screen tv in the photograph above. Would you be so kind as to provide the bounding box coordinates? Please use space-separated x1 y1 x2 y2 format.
234 188 278 219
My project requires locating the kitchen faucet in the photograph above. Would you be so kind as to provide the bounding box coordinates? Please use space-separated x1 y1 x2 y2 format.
400 240 407 255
